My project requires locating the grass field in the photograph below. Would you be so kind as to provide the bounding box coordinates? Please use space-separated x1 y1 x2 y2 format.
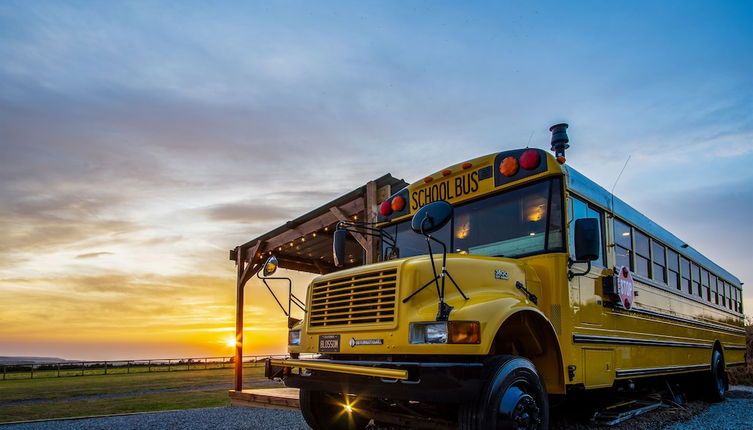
1 362 235 380
0 366 280 423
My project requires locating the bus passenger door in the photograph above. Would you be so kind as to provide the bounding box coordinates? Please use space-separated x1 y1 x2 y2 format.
569 196 607 326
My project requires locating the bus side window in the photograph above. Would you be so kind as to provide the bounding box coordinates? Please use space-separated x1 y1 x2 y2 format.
667 249 680 290
691 263 701 297
569 196 605 266
633 230 650 278
651 241 667 283
680 257 692 294
613 218 632 271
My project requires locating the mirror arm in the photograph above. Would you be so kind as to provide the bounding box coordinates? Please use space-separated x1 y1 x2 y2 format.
259 276 289 316
291 294 307 312
409 216 468 321
568 258 592 280
336 221 397 249
258 273 307 315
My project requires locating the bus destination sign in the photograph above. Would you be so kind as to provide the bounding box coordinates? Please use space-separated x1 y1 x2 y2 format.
410 170 480 210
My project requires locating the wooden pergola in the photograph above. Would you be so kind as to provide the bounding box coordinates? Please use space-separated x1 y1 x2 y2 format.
228 174 407 391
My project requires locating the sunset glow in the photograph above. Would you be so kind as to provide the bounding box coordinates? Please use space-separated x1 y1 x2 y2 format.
0 1 750 362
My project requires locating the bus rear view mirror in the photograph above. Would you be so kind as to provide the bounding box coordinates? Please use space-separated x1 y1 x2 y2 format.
574 218 600 262
333 228 347 267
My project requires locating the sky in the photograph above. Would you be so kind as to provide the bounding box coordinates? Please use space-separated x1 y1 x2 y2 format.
0 1 751 360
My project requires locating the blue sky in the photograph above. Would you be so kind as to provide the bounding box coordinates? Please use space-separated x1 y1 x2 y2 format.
0 1 751 358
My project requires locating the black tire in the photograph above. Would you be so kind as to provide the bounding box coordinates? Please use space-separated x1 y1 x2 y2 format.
299 388 369 430
706 349 728 402
460 355 549 430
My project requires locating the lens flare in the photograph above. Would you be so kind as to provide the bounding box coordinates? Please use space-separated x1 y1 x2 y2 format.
224 335 236 348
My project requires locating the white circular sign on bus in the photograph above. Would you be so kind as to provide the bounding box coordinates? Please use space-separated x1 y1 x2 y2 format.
617 266 635 310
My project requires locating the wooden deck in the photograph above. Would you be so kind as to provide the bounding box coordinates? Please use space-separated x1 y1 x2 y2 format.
228 388 300 411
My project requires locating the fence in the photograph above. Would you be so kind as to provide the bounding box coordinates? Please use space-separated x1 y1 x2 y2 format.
0 355 289 381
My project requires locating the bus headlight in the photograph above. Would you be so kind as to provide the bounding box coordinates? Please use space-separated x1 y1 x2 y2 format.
409 321 480 344
288 330 301 346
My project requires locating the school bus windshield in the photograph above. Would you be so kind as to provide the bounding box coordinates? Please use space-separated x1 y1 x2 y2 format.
382 178 564 259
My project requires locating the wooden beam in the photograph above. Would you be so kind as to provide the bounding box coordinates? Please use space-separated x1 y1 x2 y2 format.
278 254 338 274
241 241 263 286
329 206 369 251
262 198 365 253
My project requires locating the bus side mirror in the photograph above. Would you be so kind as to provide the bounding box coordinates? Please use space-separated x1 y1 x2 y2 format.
411 200 453 235
574 218 600 262
333 228 347 267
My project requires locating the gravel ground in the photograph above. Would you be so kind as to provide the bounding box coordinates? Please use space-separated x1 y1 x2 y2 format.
0 407 308 430
2 387 751 429
663 386 753 430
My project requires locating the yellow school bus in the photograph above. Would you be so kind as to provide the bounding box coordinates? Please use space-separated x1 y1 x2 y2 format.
264 124 746 429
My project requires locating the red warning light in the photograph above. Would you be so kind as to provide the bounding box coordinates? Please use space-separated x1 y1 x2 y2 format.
391 195 405 212
520 149 541 170
499 156 519 177
379 200 393 216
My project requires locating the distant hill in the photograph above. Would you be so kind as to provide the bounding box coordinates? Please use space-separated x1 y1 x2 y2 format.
0 356 71 365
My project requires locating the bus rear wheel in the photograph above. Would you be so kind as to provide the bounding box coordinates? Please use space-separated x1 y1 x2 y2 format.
459 355 549 430
705 349 727 402
299 389 369 430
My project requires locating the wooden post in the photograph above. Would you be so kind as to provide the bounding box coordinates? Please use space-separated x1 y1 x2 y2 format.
56 363 60 377
234 246 245 392
104 361 108 375
365 180 378 263
81 362 85 376
148 360 151 372
168 359 171 372
30 364 33 379
127 361 130 374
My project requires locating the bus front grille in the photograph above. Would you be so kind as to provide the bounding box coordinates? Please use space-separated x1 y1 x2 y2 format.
309 268 398 328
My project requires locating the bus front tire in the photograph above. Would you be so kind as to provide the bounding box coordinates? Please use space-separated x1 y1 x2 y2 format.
299 389 368 430
460 355 549 430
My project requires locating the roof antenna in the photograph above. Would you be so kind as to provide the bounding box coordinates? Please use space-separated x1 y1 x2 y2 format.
525 130 535 148
610 155 631 214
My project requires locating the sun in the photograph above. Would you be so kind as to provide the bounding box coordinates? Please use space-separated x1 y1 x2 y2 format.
223 335 236 348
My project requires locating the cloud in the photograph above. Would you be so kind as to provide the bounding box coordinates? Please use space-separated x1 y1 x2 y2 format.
202 203 296 224
74 251 113 259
